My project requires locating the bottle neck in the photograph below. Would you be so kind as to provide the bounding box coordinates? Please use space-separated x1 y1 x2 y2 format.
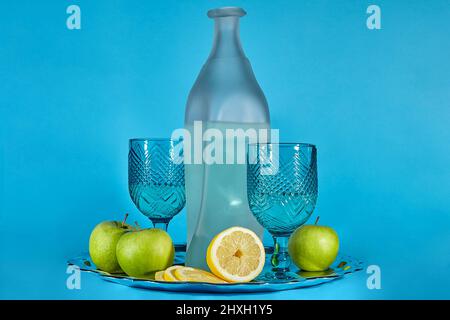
208 16 245 59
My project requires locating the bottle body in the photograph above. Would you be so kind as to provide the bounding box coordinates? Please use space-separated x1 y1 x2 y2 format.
184 8 270 270
185 121 269 269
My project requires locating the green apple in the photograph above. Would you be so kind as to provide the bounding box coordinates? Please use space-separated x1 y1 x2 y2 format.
116 228 174 278
89 216 132 273
288 221 339 272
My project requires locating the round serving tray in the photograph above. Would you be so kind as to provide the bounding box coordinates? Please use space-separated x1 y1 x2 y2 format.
67 244 364 293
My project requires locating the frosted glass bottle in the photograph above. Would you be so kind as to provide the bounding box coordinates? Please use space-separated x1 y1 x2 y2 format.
184 7 270 270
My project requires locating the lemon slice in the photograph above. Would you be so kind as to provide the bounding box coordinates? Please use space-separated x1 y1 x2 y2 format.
154 271 165 281
174 267 228 284
207 226 265 283
163 265 183 281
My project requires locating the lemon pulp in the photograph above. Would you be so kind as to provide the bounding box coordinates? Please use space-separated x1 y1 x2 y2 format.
206 226 265 283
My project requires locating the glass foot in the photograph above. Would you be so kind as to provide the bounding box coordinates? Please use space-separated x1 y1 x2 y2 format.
256 270 301 282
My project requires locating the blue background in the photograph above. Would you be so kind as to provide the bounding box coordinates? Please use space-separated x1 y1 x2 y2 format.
1 0 449 299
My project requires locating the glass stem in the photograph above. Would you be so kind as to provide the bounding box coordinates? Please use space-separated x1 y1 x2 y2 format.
271 236 291 273
151 220 169 231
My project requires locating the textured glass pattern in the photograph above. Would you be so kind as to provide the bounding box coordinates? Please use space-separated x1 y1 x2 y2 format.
128 139 185 222
247 144 318 236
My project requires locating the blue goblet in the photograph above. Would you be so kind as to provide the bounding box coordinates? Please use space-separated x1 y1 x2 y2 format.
247 143 318 279
128 138 185 231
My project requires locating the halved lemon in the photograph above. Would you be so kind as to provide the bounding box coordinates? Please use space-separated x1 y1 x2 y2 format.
206 226 265 283
163 265 183 281
154 270 165 281
174 267 227 284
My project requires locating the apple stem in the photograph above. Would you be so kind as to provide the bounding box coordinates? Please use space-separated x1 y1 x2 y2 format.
122 213 129 227
315 216 320 225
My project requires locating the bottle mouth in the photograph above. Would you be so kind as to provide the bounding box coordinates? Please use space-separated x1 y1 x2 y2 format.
207 7 246 18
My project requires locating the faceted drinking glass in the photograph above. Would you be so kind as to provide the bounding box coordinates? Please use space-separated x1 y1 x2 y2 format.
128 138 185 231
247 143 318 279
